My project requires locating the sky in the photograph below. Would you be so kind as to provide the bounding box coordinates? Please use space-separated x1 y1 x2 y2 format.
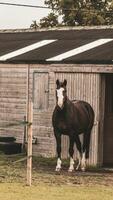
0 0 50 29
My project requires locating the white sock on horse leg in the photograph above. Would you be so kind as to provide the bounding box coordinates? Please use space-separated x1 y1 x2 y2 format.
68 157 74 172
56 158 62 171
81 152 86 171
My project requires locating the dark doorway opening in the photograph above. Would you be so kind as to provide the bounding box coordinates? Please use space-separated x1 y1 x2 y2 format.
103 74 113 166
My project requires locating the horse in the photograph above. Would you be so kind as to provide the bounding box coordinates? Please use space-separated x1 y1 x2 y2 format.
52 79 94 172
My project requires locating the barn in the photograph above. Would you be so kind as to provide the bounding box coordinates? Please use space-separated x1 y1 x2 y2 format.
0 27 113 167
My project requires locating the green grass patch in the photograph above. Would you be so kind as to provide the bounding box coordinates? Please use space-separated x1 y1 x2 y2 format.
0 183 113 200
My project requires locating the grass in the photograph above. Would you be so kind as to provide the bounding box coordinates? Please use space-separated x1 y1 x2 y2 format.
0 183 113 200
0 154 113 200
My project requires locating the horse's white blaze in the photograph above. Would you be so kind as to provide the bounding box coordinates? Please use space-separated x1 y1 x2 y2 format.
57 88 64 108
68 157 74 172
56 158 62 171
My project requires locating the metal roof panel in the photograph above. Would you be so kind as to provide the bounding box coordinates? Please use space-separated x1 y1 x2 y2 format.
0 28 113 64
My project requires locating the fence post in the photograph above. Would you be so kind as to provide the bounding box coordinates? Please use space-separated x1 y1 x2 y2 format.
21 116 27 153
27 101 33 186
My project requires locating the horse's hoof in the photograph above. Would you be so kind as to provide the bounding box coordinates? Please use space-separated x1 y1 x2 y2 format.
81 167 86 172
76 165 80 171
68 169 74 173
55 168 61 172
68 168 74 172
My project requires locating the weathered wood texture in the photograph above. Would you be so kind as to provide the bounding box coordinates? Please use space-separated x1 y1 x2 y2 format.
28 66 55 157
27 101 33 186
29 64 104 165
0 66 28 143
0 63 110 166
98 75 105 166
33 72 49 109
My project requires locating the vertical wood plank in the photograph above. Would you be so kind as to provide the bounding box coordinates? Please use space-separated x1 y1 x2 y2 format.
0 65 27 143
33 72 49 109
27 101 33 186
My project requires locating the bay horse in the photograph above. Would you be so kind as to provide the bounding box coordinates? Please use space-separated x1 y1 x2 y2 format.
52 79 94 172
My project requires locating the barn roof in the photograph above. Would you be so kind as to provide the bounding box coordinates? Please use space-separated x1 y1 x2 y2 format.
0 27 113 64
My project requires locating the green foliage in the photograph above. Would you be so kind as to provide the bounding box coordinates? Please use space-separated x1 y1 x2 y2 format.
30 20 39 30
42 0 113 26
39 13 59 28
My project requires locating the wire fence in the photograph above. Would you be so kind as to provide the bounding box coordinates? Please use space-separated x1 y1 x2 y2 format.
0 2 113 13
0 120 30 130
0 101 33 186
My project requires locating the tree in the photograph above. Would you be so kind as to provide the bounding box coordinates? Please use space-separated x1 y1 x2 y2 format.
39 13 59 28
43 0 113 26
30 20 39 29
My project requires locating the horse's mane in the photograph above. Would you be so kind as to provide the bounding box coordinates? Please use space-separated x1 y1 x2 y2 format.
71 99 80 104
71 99 78 102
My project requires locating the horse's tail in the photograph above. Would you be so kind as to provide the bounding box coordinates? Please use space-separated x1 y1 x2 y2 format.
82 103 95 159
85 103 95 130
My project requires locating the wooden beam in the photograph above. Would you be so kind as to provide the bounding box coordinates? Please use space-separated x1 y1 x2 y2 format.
27 101 33 186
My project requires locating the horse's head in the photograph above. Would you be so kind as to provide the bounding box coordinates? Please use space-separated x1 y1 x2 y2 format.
56 79 67 109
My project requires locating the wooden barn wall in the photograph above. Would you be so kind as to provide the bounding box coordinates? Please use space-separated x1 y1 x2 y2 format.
0 65 28 143
29 65 102 166
0 63 107 166
28 66 55 157
98 75 105 166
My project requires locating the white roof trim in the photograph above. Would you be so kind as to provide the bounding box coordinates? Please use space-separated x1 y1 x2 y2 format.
46 39 113 61
0 40 56 61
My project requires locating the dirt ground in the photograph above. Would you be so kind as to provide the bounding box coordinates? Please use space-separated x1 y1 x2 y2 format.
32 157 113 187
0 154 113 187
0 155 113 200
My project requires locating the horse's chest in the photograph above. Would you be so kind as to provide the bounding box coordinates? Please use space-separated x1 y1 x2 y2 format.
56 116 70 133
53 109 73 133
58 119 66 129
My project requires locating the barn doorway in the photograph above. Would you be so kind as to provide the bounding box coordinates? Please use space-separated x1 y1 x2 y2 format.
103 74 113 166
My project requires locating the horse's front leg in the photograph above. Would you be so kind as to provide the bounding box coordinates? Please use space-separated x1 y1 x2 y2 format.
55 132 62 172
68 135 75 172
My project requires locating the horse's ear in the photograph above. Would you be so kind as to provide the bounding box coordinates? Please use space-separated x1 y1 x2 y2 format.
56 79 60 86
63 79 67 86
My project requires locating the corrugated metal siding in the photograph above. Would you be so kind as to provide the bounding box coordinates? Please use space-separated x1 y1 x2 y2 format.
55 72 100 165
0 66 27 143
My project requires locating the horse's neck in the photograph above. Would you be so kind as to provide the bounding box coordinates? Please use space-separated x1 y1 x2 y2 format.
65 98 72 107
61 98 72 112
55 98 72 113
